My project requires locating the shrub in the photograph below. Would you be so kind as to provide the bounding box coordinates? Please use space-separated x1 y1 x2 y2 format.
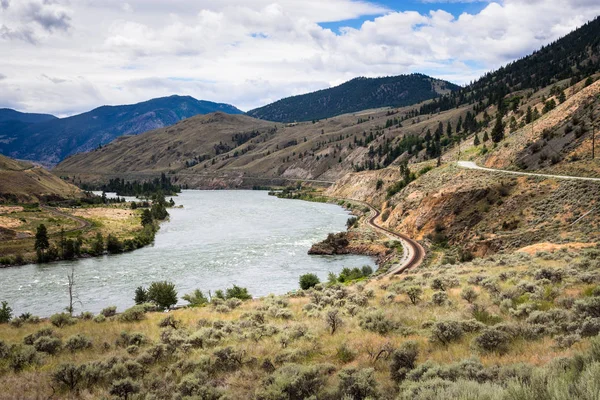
336 343 357 363
34 336 62 355
53 363 85 392
101 306 117 317
406 287 423 305
299 273 320 290
159 315 181 329
24 327 55 345
337 367 379 400
431 278 446 291
225 285 252 300
473 328 511 354
119 305 147 322
325 309 343 335
390 341 419 383
109 378 140 399
430 321 463 346
50 313 76 328
0 301 12 323
65 334 93 352
9 345 38 372
147 281 178 310
359 310 398 334
471 304 503 325
0 340 9 359
431 291 448 306
255 363 334 400
94 314 106 323
574 297 600 319
182 289 208 307
80 311 94 320
461 287 479 304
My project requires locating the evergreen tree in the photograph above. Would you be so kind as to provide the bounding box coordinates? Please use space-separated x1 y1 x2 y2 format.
474 134 481 146
525 106 533 124
483 131 489 142
34 224 49 262
558 90 566 104
491 113 505 143
446 121 452 137
456 116 462 133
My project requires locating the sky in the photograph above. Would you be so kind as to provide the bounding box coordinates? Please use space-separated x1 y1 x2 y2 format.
0 1 598 117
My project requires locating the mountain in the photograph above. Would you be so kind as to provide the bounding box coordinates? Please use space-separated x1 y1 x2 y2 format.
419 16 600 115
0 154 83 203
247 73 460 123
0 108 57 123
0 96 243 167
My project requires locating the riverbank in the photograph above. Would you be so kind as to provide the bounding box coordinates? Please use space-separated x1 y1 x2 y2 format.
0 200 168 267
271 189 410 275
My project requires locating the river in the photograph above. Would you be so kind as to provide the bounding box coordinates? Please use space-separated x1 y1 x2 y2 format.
0 190 375 317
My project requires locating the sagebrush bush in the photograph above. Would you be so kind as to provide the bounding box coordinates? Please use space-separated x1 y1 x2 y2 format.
255 363 335 400
65 334 93 352
337 367 379 400
101 306 117 317
430 321 463 346
359 310 398 334
34 336 62 354
50 313 76 328
390 341 419 383
473 328 511 354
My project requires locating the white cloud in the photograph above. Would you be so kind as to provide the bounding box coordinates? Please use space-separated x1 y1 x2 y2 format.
0 0 598 115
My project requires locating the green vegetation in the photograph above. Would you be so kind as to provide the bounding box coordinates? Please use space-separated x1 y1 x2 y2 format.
299 273 320 290
84 174 180 197
248 74 459 123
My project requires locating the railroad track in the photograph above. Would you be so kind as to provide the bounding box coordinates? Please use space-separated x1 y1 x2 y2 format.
323 196 425 276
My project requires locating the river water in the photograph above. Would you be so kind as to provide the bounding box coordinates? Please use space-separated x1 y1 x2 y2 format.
0 191 375 317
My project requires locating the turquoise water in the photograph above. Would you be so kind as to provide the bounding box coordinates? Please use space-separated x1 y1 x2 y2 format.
0 191 375 317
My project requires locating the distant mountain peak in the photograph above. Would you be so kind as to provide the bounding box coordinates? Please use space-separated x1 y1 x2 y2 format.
247 74 460 123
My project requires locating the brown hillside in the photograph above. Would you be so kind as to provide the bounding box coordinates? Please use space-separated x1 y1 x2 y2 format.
0 155 83 203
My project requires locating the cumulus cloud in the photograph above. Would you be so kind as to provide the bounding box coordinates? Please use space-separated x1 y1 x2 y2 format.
0 0 598 115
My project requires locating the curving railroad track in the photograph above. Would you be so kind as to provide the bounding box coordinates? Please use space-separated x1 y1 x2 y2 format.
325 196 425 276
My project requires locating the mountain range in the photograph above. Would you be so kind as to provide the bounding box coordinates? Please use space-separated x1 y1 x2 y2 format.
247 73 460 123
54 17 600 193
0 96 243 167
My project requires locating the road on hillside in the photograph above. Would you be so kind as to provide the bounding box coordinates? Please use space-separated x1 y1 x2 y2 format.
4 205 92 243
457 161 600 182
328 197 425 276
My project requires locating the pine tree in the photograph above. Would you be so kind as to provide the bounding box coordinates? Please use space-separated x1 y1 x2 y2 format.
558 90 566 104
34 224 50 262
491 113 504 143
483 131 489 142
446 121 452 137
456 116 462 133
525 106 533 124
474 134 480 146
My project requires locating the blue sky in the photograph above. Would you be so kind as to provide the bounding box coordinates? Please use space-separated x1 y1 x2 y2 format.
320 0 490 32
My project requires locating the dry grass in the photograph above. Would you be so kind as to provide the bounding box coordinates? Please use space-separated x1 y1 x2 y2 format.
1 246 597 398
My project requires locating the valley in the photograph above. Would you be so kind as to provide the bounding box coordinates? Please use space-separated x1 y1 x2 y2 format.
0 9 600 400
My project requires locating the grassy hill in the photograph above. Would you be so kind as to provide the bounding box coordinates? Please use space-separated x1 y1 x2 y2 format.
0 96 243 167
0 154 83 203
247 74 460 123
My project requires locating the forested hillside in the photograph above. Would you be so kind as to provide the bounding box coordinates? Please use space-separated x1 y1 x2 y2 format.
247 74 459 123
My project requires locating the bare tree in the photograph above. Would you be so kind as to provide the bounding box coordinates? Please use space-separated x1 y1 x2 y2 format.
325 309 343 335
65 267 81 315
